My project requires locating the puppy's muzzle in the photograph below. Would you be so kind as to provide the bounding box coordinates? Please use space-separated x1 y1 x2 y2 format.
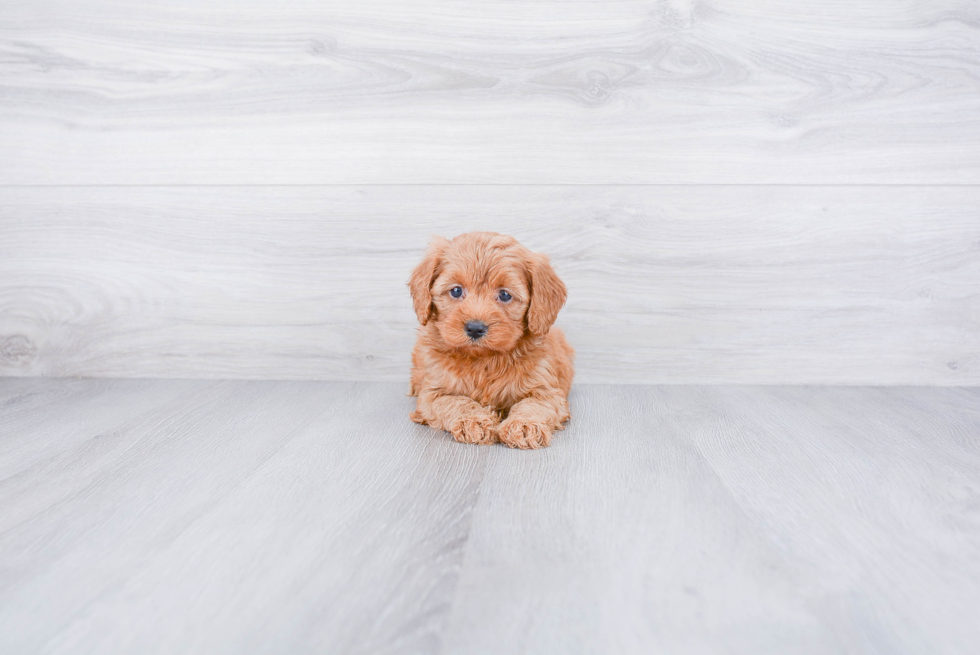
464 320 488 340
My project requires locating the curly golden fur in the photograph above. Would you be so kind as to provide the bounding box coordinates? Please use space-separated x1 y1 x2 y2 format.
408 232 574 449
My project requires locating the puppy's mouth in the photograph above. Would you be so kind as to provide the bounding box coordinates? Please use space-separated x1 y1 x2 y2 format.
437 321 513 354
464 337 493 349
460 334 505 353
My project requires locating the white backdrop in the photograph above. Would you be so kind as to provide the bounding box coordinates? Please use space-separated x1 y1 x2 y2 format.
1 0 978 384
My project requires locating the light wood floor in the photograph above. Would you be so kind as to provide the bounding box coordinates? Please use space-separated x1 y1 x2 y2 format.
1 379 978 654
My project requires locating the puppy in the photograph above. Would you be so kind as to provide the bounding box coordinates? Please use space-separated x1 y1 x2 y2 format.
408 232 574 449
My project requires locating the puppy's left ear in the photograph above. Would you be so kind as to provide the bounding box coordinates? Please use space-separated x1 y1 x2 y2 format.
408 236 450 325
527 253 567 336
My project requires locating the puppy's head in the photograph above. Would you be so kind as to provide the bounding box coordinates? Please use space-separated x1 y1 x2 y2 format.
408 232 566 353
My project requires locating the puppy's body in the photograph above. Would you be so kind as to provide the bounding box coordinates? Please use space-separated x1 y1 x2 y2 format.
411 325 574 410
408 232 574 449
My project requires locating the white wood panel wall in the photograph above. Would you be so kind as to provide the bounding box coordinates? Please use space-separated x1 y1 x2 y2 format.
1 1 978 383
2 0 980 184
1 187 977 384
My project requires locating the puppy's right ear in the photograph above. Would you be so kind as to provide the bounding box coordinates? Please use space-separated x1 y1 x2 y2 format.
408 236 450 325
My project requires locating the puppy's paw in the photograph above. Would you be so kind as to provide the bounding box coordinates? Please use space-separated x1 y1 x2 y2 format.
449 412 499 445
496 418 552 450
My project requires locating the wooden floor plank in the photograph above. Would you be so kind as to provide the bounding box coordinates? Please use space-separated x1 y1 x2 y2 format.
0 378 213 481
1 380 978 653
441 384 839 654
683 385 980 654
0 380 486 654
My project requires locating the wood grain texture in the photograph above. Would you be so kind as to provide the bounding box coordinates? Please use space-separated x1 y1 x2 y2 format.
2 380 979 653
681 385 980 654
0 379 487 654
443 384 839 654
1 185 977 384
1 1 979 184
445 384 980 654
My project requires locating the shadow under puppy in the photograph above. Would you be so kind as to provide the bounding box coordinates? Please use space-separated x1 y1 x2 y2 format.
408 232 574 449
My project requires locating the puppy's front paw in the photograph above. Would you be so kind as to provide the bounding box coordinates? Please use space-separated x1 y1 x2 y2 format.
449 412 498 445
497 418 552 450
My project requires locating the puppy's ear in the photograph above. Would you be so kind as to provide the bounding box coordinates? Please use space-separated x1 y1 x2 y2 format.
527 253 567 336
408 236 450 325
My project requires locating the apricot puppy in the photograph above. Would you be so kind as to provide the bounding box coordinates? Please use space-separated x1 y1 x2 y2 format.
408 232 574 449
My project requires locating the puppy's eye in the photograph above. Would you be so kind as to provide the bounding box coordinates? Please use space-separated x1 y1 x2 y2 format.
450 286 463 298
497 290 512 302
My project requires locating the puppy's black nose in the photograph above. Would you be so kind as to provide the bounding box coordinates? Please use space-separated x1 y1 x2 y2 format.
465 320 488 340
